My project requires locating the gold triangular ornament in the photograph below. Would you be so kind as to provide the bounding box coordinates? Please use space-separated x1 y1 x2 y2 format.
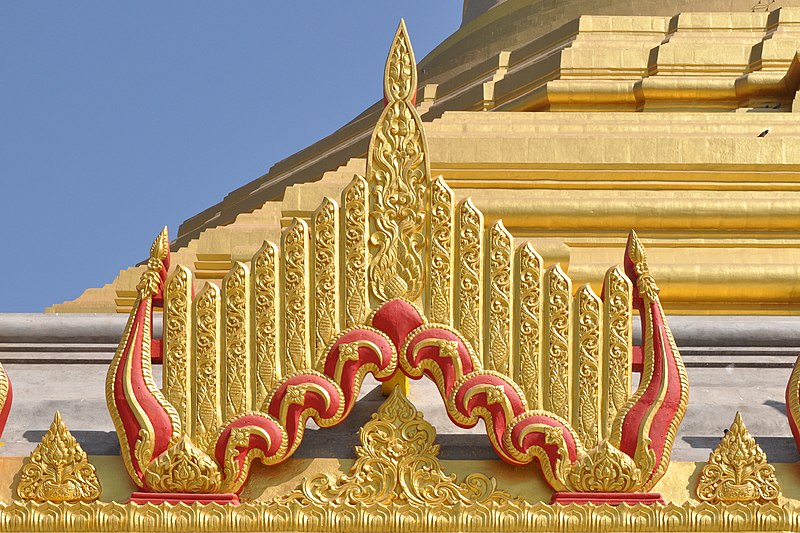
696 411 780 504
16 411 101 502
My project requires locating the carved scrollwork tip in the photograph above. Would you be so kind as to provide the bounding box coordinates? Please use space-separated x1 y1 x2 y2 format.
150 226 170 262
384 19 417 104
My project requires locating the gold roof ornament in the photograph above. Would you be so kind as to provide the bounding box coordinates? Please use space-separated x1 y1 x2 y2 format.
16 411 101 503
104 19 688 506
273 387 521 509
696 412 781 504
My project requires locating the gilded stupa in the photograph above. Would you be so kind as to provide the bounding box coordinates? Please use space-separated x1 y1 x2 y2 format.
2 2 800 532
49 0 800 316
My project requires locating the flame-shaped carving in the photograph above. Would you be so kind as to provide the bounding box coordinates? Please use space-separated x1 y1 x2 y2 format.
106 226 181 488
106 22 688 500
367 20 428 305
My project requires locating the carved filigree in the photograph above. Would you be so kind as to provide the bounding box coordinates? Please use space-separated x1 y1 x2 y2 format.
602 265 632 438
697 412 780 504
17 412 101 503
543 264 572 421
456 198 484 358
367 21 428 305
566 440 643 493
282 218 311 373
384 20 416 102
627 231 659 302
486 220 513 374
164 266 193 426
312 197 340 369
515 243 543 408
342 175 369 327
193 282 222 452
427 176 455 325
275 387 519 507
252 241 281 409
223 262 251 420
142 435 222 494
573 284 602 448
136 226 169 298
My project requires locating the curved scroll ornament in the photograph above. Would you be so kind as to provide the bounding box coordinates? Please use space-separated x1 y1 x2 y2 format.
105 227 182 489
275 387 520 508
400 231 687 495
367 20 429 305
609 230 689 492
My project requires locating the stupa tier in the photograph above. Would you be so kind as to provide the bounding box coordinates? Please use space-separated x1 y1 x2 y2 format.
49 4 800 315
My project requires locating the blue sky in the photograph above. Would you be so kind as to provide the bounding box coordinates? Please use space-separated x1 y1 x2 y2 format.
0 2 462 312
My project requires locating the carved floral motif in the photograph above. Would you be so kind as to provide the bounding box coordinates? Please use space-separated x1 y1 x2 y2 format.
697 412 780 504
367 21 428 305
17 412 101 503
276 387 519 507
142 435 222 494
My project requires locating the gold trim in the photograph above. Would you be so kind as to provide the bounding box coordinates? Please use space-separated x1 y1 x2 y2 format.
0 501 799 532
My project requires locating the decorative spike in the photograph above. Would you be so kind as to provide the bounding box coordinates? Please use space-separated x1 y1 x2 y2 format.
601 265 633 438
426 176 455 325
341 175 369 327
455 198 484 359
192 282 222 452
514 243 543 409
252 240 281 408
163 265 193 427
222 261 252 420
282 218 311 373
543 264 572 421
485 220 513 374
312 197 341 369
367 19 428 307
572 284 602 448
384 20 417 103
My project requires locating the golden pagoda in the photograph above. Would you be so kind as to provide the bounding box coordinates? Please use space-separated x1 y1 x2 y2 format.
49 0 800 316
2 2 800 532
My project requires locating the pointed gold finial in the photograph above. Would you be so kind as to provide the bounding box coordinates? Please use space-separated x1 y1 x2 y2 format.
137 226 170 298
150 225 170 262
626 230 659 302
696 411 781 504
367 21 429 306
384 19 417 103
16 411 101 503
